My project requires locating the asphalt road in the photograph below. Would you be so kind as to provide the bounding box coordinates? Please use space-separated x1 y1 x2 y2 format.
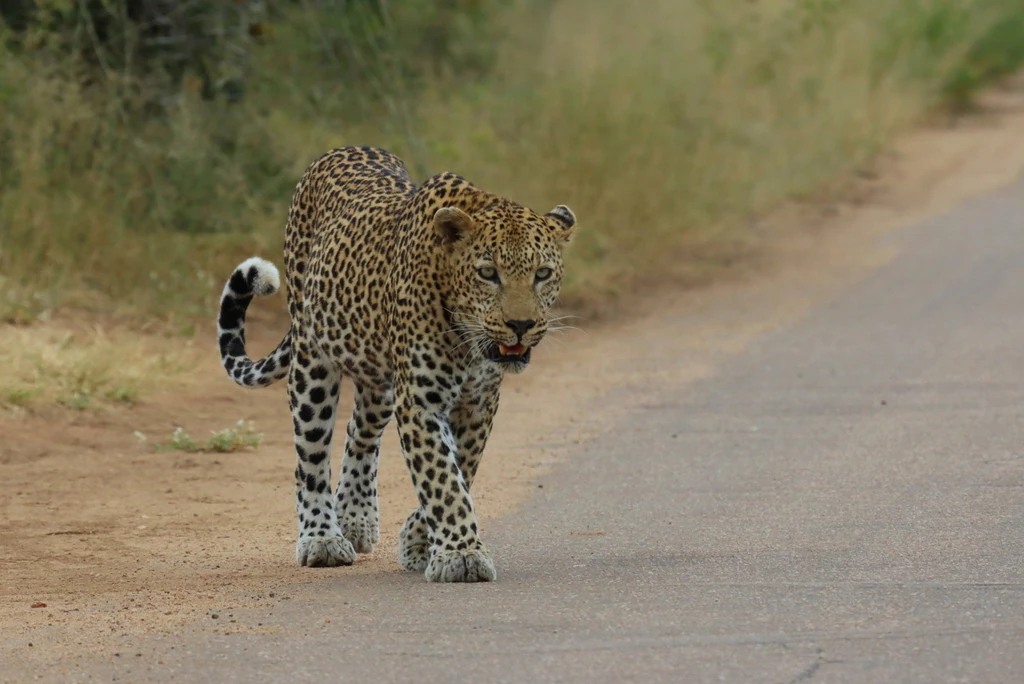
17 184 1024 683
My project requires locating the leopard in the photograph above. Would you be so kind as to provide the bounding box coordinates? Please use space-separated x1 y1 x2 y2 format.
216 146 578 582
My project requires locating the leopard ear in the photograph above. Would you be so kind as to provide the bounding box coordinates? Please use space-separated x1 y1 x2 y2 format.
545 205 577 243
434 206 476 246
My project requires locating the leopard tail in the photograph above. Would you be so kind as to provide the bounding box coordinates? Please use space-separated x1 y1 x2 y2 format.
217 257 292 388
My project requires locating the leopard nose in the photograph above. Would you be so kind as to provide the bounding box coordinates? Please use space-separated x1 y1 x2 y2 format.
504 319 536 340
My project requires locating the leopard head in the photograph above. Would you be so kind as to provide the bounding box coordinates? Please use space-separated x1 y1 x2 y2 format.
436 200 577 373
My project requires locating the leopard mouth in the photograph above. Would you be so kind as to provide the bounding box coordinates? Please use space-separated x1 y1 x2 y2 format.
485 342 532 365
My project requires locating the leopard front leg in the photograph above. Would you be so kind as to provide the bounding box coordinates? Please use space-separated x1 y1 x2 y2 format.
395 387 495 583
399 380 499 573
290 347 355 567
450 381 499 491
335 383 393 553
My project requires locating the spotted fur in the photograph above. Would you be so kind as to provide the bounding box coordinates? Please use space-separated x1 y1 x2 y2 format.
217 146 578 582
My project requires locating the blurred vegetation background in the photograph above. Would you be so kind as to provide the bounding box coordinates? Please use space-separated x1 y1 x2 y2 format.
3 0 1024 327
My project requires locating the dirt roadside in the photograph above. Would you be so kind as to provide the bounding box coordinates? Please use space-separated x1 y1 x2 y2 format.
4 83 1024 670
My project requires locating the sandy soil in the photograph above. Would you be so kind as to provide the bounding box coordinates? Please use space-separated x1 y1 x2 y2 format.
4 82 1024 671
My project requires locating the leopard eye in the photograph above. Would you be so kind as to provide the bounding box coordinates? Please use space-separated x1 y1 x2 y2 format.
477 266 500 283
535 267 553 283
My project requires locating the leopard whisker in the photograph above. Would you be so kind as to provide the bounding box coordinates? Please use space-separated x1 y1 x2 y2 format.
547 324 585 335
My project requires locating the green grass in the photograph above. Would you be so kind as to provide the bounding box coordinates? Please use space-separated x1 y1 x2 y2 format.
152 420 264 454
2 0 1024 324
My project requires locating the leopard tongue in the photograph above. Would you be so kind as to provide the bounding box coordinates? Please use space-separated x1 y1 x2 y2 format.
499 344 527 356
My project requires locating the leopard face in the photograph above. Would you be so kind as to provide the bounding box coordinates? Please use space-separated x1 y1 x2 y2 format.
435 202 577 374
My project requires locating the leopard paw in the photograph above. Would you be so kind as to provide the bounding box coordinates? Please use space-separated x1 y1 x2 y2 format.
296 534 356 567
424 547 496 583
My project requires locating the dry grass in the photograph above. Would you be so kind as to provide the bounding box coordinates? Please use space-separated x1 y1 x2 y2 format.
3 0 1021 322
416 0 1010 303
0 325 197 411
1 0 1024 407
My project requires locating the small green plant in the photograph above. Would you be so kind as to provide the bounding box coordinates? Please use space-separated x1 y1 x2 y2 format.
157 420 262 453
165 426 199 452
58 394 92 410
104 385 138 406
207 420 264 453
5 387 36 407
